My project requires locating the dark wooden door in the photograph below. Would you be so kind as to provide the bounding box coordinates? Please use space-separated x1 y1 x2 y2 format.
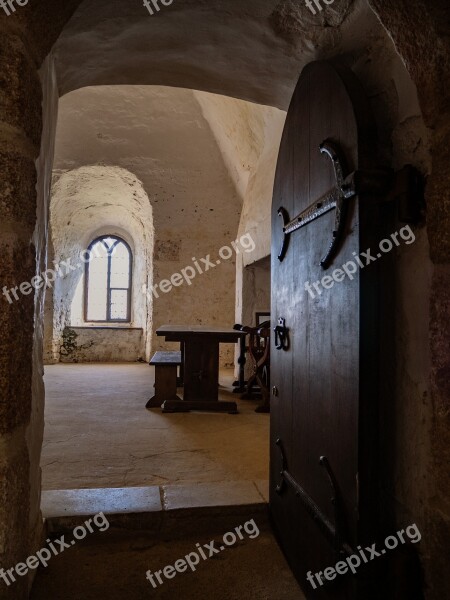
270 61 386 599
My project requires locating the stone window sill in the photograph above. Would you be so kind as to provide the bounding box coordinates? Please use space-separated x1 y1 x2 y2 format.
72 325 143 331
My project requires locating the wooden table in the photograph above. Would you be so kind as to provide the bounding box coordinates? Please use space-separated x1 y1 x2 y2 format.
156 325 246 413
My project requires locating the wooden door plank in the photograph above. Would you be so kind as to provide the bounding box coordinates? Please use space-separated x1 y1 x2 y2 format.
271 60 386 599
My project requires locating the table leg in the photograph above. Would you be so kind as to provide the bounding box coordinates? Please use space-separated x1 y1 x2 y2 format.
176 342 185 387
162 337 238 413
233 329 247 393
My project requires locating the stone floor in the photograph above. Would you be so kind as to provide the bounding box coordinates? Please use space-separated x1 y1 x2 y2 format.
31 507 306 600
42 364 269 490
36 365 305 599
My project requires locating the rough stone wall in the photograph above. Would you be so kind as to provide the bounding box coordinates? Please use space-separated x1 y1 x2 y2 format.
0 7 79 594
193 92 276 201
26 55 59 590
239 257 271 380
241 258 271 329
42 231 56 363
45 165 153 363
0 23 56 600
366 2 450 596
59 327 143 363
50 86 243 366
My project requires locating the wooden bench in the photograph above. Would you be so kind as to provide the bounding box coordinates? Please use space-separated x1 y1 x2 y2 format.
146 351 182 409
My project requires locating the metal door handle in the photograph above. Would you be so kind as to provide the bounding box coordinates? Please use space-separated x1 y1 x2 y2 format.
274 318 289 351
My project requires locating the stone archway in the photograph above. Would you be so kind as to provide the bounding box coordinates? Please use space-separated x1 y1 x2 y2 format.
45 165 154 363
0 1 448 598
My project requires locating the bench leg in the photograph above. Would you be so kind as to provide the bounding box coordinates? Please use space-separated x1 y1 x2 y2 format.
146 364 181 409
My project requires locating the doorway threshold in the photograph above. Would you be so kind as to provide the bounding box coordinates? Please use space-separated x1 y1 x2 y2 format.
42 480 269 532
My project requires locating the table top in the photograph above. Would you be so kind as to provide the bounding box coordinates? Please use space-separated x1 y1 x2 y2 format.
156 325 245 341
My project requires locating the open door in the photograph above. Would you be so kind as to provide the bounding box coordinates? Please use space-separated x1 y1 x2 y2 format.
270 60 390 599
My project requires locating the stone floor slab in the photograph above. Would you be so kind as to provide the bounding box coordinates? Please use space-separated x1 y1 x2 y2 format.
162 480 264 510
42 486 162 517
254 479 270 502
42 364 269 491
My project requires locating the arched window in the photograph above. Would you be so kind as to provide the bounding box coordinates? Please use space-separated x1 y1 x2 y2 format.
84 236 132 323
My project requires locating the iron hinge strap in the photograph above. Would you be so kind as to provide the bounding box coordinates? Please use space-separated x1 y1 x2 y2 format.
275 438 353 558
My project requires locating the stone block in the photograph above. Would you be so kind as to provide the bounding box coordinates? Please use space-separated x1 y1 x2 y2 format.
19 2 81 65
0 239 35 434
0 438 29 599
0 149 37 227
0 32 42 148
427 134 450 264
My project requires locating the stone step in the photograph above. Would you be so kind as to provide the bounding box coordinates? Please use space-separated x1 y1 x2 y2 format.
42 480 269 537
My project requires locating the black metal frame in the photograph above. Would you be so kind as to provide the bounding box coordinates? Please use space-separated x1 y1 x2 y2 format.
84 235 133 323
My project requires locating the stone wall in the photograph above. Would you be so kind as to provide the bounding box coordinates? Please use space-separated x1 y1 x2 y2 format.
365 3 450 595
27 54 60 590
241 258 271 329
49 86 244 367
44 165 154 363
0 28 55 600
59 327 143 363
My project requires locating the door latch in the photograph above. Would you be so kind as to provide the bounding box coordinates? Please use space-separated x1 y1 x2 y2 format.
274 318 289 351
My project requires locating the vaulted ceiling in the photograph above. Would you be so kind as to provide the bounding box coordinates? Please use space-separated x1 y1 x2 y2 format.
52 0 376 108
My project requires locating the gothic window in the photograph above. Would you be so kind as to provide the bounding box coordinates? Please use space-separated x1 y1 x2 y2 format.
85 236 132 322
